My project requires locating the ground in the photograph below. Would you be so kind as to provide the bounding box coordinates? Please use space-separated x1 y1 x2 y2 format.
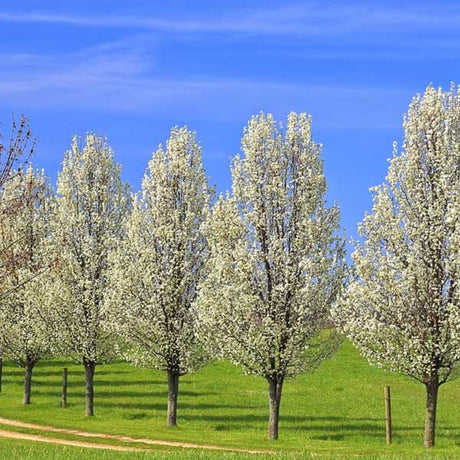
0 341 458 458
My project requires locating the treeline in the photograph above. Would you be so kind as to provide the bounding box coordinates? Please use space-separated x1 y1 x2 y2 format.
0 85 459 448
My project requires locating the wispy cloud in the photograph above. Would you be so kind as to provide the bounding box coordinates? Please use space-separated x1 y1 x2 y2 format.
0 3 459 37
0 3 446 128
0 43 410 129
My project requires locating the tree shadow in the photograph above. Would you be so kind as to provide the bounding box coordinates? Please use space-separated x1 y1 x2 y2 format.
173 413 447 441
95 402 169 411
5 369 130 377
95 390 217 407
32 379 172 387
122 412 150 420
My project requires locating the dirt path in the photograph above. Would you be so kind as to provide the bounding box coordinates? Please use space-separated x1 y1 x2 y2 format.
0 428 147 451
0 417 269 454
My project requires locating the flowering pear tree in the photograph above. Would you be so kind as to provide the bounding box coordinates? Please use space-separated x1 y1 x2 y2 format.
105 127 212 426
198 113 344 440
51 134 128 416
0 116 36 395
0 166 54 404
333 85 460 448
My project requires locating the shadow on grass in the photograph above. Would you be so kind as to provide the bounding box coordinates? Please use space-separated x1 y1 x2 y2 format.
5 369 131 377
32 379 175 388
122 412 150 420
33 389 215 400
169 413 450 441
98 401 257 412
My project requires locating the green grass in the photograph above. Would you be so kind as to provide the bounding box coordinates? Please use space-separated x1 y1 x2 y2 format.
0 438 277 460
1 437 457 460
0 341 459 458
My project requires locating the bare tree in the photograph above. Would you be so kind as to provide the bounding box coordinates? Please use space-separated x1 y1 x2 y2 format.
0 115 34 189
0 116 36 300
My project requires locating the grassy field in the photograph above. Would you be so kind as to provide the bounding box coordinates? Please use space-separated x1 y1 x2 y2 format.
0 341 459 458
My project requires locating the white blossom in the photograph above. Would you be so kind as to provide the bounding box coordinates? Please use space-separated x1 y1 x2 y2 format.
104 126 212 426
0 166 54 404
333 84 460 448
198 112 345 439
50 134 129 416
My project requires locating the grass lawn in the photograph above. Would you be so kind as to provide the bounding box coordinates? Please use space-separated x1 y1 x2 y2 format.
0 340 459 458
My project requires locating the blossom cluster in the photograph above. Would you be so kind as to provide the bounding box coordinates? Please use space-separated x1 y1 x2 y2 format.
333 85 460 386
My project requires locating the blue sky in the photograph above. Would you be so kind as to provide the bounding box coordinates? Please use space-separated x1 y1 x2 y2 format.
0 0 459 243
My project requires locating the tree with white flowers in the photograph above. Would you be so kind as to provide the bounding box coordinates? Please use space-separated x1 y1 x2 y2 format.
0 116 36 396
51 134 128 416
333 85 460 448
198 112 344 440
0 166 54 404
105 126 212 426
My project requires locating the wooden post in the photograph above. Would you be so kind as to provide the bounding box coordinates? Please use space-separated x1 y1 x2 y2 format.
385 385 392 444
61 368 68 408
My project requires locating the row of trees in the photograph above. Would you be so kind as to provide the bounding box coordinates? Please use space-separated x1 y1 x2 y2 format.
0 85 459 448
0 117 343 440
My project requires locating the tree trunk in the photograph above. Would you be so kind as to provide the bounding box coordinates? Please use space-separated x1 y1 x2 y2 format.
424 379 439 448
167 370 180 426
23 360 34 405
0 355 3 393
84 360 96 416
267 377 283 440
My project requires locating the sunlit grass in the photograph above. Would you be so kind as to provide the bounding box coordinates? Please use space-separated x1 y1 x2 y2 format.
0 341 459 458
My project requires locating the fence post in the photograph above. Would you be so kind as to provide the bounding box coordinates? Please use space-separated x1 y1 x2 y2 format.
385 385 392 444
62 368 68 408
